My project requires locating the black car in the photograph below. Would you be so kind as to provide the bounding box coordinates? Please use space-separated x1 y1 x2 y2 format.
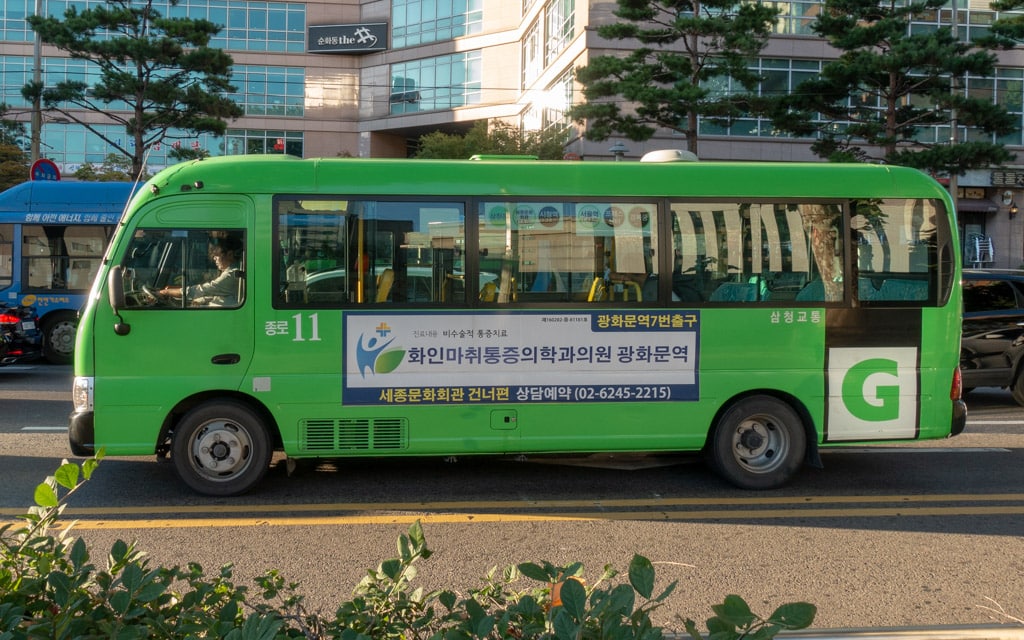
0 303 42 365
961 269 1024 404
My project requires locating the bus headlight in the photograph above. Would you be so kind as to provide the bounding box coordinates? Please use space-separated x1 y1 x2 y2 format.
72 376 94 413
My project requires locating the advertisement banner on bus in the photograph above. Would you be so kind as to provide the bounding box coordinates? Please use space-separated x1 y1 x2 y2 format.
343 310 700 405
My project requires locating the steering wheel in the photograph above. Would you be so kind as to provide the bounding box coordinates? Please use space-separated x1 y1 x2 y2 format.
140 284 178 307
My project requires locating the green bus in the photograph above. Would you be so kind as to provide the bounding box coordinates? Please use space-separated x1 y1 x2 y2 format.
69 154 967 496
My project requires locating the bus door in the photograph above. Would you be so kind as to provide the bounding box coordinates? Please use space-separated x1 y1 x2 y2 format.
96 199 254 421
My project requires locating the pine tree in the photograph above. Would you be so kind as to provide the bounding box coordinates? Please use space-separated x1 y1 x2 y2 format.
770 0 1015 174
22 0 243 178
567 0 781 156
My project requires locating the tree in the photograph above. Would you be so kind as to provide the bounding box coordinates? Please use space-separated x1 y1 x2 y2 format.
22 0 243 179
983 0 1024 46
566 0 781 156
73 153 147 181
769 0 1015 174
414 121 568 159
0 103 29 191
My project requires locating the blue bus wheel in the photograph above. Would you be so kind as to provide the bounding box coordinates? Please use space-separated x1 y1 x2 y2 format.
171 401 271 496
42 312 77 365
708 396 806 490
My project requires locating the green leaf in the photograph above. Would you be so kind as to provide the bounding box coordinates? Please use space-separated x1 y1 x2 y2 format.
439 590 456 610
474 614 496 637
70 537 89 569
769 602 817 629
240 612 284 640
109 590 131 615
605 583 636 616
375 349 406 373
517 562 552 582
47 571 73 607
683 618 705 640
628 554 655 599
54 463 79 490
380 558 403 581
34 482 58 508
655 579 678 602
552 609 579 640
558 577 586 620
715 594 756 627
82 457 99 480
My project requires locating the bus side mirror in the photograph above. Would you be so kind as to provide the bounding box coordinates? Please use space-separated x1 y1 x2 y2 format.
107 267 131 336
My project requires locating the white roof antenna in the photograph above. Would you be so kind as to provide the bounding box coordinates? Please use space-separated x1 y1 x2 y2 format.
640 149 699 163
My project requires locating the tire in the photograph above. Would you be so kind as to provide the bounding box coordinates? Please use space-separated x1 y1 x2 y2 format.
42 312 77 365
171 401 272 496
707 396 806 490
1011 374 1024 407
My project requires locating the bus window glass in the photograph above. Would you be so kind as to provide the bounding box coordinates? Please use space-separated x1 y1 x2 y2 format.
670 202 844 303
853 198 937 304
118 229 246 309
22 224 115 292
478 201 659 303
275 198 466 306
0 224 11 288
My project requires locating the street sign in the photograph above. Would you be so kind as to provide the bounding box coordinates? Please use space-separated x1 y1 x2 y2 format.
30 159 61 181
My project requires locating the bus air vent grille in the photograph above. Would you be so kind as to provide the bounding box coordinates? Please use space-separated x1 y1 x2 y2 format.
300 418 407 452
372 418 407 449
337 419 371 450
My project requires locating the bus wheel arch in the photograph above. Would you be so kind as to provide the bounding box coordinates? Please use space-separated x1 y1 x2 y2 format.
40 310 78 365
167 395 278 496
705 393 814 490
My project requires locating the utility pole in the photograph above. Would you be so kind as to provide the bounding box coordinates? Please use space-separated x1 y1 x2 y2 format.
948 0 959 216
30 0 42 163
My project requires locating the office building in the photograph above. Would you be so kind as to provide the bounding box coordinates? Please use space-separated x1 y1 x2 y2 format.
2 0 1022 265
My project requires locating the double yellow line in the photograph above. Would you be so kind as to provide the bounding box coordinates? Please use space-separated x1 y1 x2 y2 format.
4 493 1024 529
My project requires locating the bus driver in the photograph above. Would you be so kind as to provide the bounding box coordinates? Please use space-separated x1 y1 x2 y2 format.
160 235 243 307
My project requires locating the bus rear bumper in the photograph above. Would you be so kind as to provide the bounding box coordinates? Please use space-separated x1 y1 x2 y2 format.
68 410 95 456
950 399 967 437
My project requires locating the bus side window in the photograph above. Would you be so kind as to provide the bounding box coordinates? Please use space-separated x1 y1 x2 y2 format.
853 198 936 305
479 201 657 304
0 224 12 288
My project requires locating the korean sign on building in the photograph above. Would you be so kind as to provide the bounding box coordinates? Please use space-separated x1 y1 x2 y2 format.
308 23 387 54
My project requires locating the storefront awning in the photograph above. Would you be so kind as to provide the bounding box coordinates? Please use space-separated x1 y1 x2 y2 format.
957 198 1000 213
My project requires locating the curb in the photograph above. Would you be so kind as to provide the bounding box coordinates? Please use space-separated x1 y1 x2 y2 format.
777 626 1024 640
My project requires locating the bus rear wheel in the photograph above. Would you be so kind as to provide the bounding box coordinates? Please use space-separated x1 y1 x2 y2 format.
42 312 77 365
708 396 806 490
171 401 271 496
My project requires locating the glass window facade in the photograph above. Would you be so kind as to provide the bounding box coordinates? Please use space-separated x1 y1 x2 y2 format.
233 65 305 117
392 0 483 49
224 129 303 157
0 0 35 42
544 0 575 65
6 0 305 52
390 51 482 115
38 123 243 172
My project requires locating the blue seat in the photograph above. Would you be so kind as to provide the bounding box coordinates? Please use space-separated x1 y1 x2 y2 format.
795 279 824 302
709 282 758 302
877 279 928 301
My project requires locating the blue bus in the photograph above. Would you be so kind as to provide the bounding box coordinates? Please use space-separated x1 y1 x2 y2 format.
0 181 136 363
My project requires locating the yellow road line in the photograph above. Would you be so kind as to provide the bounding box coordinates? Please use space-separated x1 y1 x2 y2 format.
19 504 1024 529
3 492 1024 518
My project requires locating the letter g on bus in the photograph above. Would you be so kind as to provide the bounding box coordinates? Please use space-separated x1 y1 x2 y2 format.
841 358 900 422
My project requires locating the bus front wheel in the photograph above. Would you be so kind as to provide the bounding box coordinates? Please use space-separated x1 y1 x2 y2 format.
708 396 806 490
172 401 272 496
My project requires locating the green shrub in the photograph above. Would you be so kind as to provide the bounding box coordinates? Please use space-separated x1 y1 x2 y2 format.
1 455 816 639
